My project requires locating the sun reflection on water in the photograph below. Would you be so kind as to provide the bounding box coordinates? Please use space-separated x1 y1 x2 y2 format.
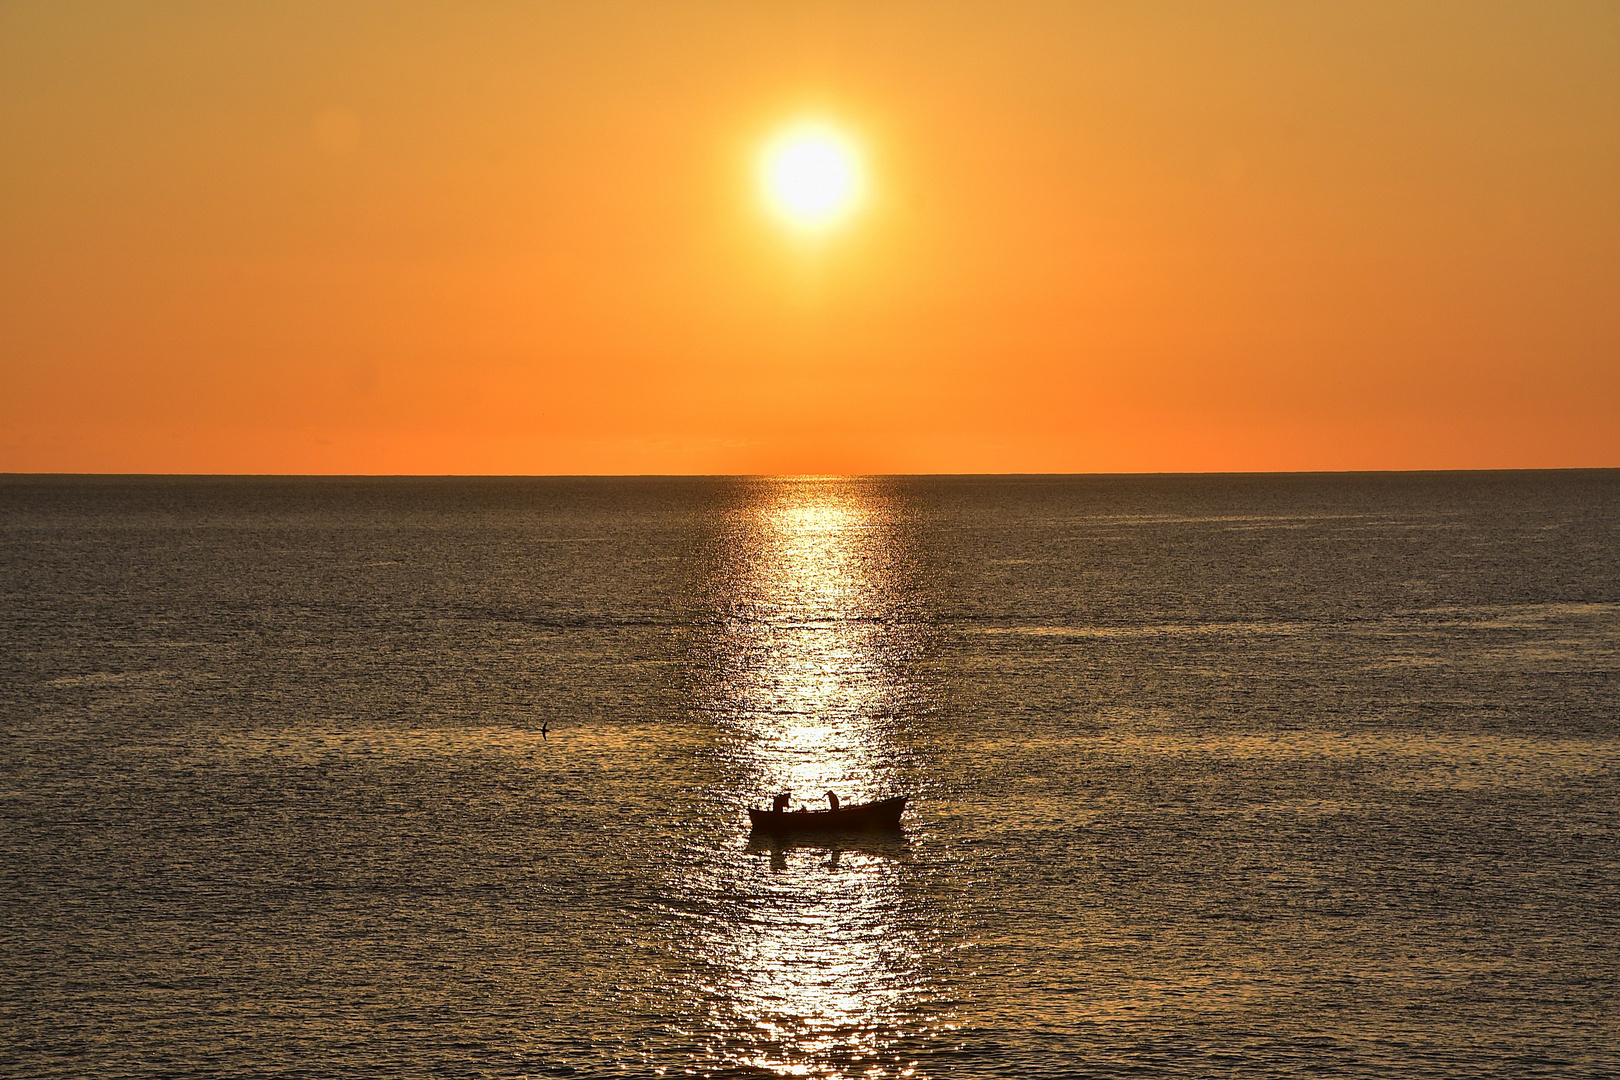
670 478 947 1077
707 481 919 807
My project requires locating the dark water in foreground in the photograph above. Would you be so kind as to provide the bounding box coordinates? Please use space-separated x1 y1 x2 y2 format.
2 473 1617 1078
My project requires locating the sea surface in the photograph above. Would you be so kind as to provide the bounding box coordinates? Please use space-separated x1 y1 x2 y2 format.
2 473 1617 1078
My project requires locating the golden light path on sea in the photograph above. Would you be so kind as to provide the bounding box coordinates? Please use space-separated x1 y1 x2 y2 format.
677 479 940 1078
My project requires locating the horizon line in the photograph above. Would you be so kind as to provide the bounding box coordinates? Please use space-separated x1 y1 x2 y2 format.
4 467 1617 481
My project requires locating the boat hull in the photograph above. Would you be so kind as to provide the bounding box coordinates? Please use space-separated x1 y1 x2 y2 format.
748 796 907 835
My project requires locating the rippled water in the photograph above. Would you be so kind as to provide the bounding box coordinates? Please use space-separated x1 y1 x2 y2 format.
2 473 1617 1077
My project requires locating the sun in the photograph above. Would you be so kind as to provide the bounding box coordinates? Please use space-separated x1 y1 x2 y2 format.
758 121 864 231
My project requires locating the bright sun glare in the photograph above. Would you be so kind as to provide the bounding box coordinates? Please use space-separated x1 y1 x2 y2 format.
759 122 863 230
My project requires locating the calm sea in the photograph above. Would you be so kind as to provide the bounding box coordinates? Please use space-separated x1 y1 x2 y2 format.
2 473 1617 1078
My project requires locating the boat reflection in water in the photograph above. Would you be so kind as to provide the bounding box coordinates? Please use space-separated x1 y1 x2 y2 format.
745 830 912 874
671 478 953 1078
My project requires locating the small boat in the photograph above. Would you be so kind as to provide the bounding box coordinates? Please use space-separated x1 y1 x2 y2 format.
748 795 907 835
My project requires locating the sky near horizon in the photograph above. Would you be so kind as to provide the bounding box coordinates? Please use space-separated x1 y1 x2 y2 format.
2 2 1617 474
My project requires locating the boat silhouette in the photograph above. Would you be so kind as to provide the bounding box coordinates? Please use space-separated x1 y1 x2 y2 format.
747 795 907 835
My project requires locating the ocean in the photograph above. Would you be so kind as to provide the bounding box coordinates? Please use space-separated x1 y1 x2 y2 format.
2 473 1617 1078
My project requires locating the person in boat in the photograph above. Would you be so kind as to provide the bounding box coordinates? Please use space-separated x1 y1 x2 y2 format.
827 791 840 811
772 791 790 814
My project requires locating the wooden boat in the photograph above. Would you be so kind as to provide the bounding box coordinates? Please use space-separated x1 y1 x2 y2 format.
748 795 907 835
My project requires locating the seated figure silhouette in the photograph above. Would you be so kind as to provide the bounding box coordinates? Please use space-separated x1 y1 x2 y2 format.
772 791 791 814
827 791 840 811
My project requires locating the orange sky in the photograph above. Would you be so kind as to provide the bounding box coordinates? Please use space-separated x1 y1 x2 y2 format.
2 2 1617 474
